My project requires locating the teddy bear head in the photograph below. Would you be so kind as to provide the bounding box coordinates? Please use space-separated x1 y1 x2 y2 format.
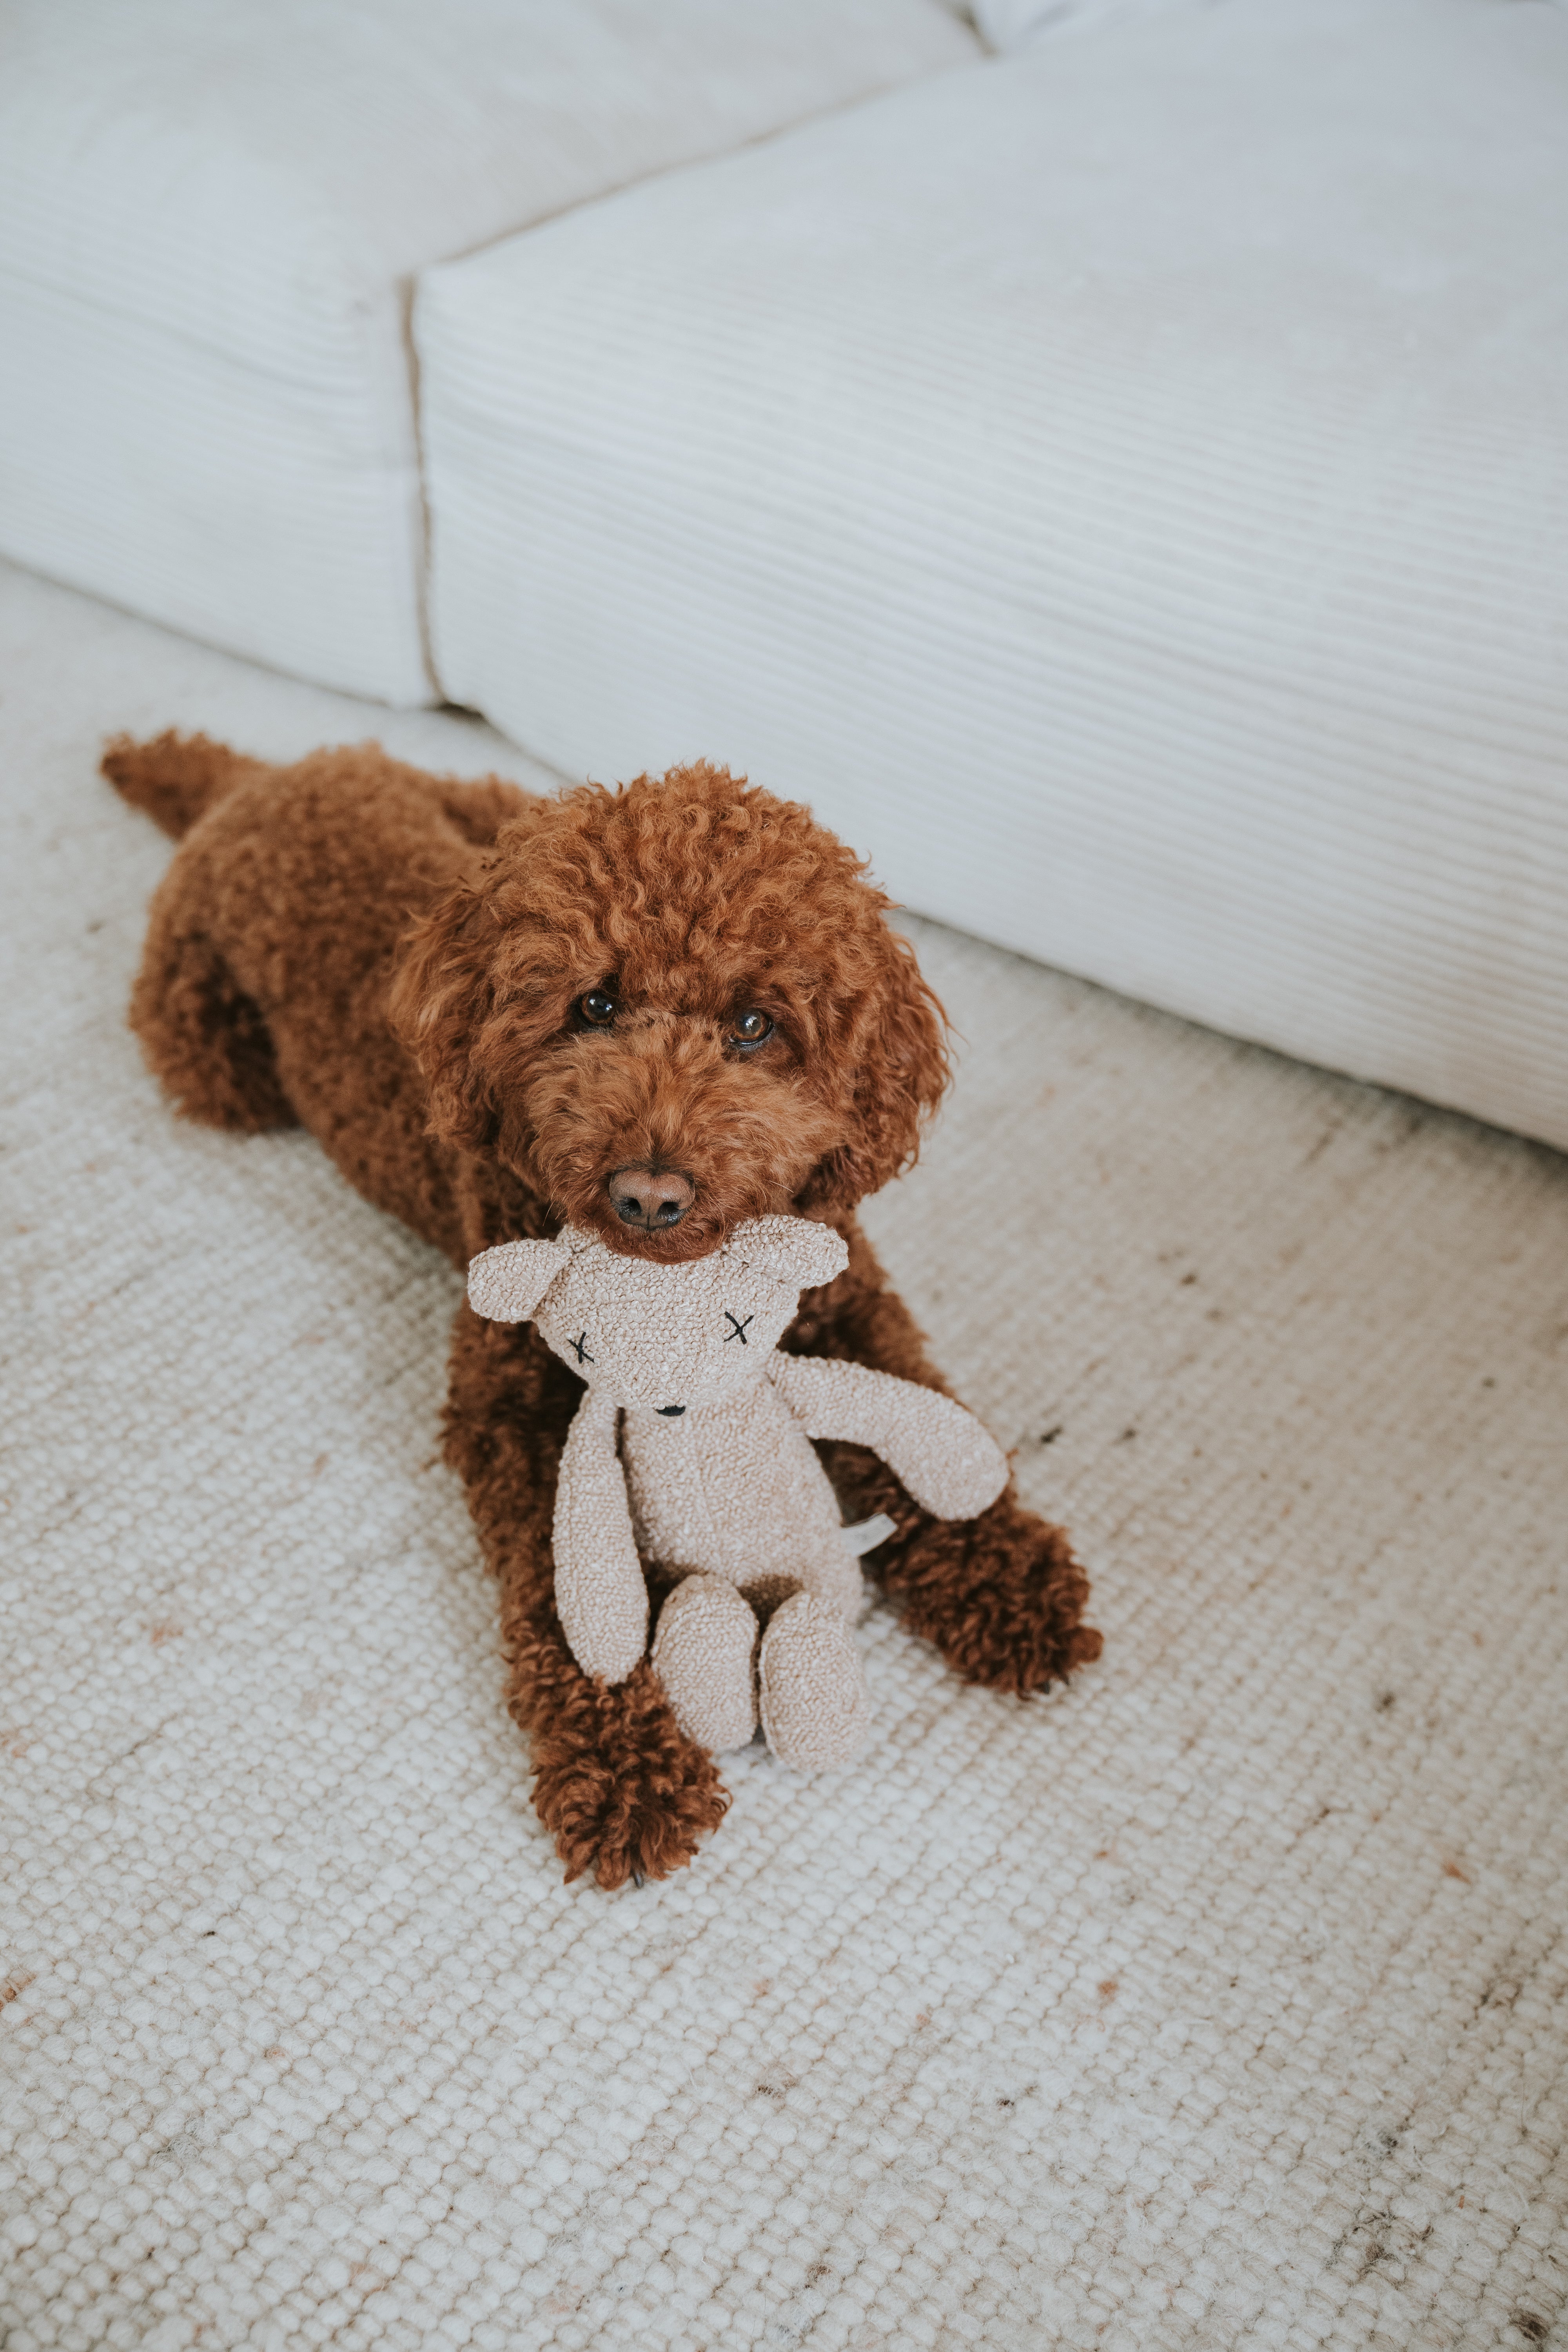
466 1214 850 1411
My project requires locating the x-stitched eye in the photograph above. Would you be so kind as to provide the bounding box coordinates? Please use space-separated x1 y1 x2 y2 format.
568 1331 594 1365
724 1312 753 1345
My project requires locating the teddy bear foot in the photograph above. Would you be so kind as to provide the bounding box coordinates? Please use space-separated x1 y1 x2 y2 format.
758 1592 870 1770
651 1573 760 1753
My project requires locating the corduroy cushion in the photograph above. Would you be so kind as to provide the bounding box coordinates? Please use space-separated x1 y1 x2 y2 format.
417 0 1568 1151
0 0 975 705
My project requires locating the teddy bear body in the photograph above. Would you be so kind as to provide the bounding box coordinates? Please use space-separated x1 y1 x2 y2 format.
621 1380 867 1617
467 1215 1010 1768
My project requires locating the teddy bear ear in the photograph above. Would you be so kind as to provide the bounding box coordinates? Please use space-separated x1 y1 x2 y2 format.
727 1215 850 1294
552 1224 601 1259
466 1235 571 1323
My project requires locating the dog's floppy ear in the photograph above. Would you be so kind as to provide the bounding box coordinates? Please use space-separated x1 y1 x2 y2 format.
727 1215 850 1294
389 876 502 1151
799 923 950 1214
467 1235 571 1323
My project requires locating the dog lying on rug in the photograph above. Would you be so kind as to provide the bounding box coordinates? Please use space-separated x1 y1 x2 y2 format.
104 733 1101 1885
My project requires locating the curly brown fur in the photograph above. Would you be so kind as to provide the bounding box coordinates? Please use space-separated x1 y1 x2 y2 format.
105 731 1099 1884
386 756 951 1261
788 1229 1102 1696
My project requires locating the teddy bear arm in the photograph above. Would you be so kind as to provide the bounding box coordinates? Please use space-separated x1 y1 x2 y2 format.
769 1353 1009 1522
553 1388 649 1685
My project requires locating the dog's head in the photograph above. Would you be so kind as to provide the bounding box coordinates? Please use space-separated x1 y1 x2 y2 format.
391 763 949 1260
466 1213 849 1408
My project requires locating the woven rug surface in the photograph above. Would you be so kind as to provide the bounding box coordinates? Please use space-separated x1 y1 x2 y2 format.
2 559 1566 2352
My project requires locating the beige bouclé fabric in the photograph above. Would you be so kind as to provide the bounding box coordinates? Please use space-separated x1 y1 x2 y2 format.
646 1575 761 1755
467 1217 1011 1764
5 557 1568 2351
755 1593 873 1777
551 1385 649 1691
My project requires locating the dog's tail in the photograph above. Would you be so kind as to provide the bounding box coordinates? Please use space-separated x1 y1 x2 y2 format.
101 730 270 840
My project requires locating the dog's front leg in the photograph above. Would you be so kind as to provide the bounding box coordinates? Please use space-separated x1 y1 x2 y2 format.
789 1222 1102 1697
443 1305 730 1887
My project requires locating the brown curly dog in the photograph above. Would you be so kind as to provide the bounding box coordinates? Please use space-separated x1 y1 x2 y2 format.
104 732 1101 1886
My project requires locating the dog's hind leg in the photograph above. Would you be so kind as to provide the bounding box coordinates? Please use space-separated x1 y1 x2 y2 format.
128 897 297 1133
105 728 295 1129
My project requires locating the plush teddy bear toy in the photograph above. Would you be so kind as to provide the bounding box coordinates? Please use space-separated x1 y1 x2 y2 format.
467 1216 1009 1769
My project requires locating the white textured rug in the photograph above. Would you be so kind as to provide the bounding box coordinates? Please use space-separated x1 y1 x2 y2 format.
2 559 1566 2352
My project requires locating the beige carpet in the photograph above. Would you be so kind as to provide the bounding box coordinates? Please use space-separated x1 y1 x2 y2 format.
2 556 1566 2352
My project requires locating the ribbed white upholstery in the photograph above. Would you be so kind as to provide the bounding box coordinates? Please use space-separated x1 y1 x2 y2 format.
969 0 1203 53
419 0 1568 1152
0 0 975 704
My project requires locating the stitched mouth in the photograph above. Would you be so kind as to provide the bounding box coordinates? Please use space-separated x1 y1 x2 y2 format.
655 1405 686 1417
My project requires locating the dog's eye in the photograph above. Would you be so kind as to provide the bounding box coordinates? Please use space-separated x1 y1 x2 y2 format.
730 1010 773 1049
579 989 617 1027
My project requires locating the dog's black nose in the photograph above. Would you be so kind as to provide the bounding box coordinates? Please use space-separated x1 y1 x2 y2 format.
655 1405 686 1417
609 1163 695 1230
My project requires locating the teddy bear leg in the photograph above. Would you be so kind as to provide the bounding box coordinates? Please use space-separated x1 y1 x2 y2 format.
652 1575 760 1754
757 1594 869 1771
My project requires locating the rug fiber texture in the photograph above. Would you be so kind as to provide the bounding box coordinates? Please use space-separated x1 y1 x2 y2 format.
2 561 1566 2351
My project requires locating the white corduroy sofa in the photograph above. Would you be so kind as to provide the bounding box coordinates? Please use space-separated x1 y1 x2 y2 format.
2 0 1565 1153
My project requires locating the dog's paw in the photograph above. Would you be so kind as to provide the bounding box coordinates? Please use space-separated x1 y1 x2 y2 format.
527 1658 731 1888
878 1494 1101 1696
